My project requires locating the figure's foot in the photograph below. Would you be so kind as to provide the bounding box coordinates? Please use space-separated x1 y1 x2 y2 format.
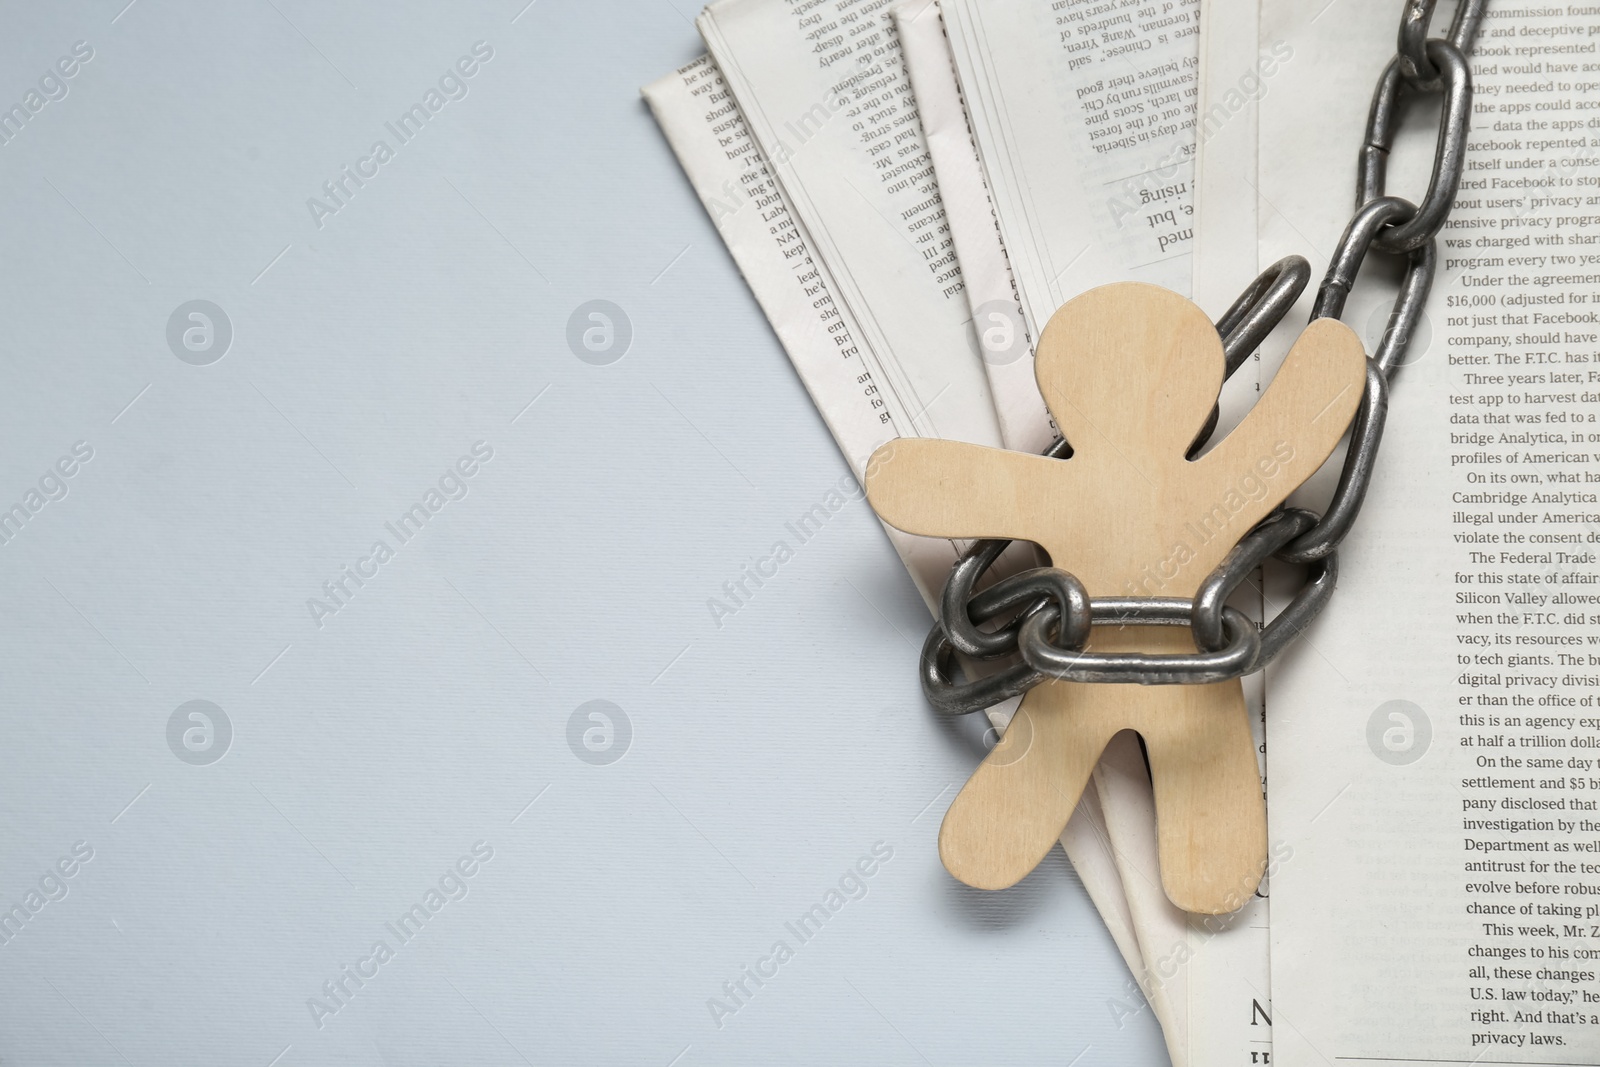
938 683 1112 890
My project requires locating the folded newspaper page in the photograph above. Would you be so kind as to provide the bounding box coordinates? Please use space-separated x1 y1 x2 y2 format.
891 0 1053 455
1190 0 1265 321
940 0 1201 334
697 0 1002 452
641 51 1149 998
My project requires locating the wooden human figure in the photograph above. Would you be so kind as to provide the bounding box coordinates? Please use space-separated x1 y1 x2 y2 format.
865 283 1367 913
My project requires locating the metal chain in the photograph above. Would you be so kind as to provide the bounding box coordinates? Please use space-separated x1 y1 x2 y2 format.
922 3 1481 714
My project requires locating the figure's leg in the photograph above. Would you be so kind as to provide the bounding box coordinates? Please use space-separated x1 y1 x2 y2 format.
937 630 1265 909
939 680 1118 890
1140 678 1267 914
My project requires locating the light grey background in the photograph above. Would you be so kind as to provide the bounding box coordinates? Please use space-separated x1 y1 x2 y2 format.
0 1 1165 1063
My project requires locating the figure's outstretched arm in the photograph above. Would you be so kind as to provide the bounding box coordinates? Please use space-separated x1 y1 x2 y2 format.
864 437 1069 543
1190 317 1368 530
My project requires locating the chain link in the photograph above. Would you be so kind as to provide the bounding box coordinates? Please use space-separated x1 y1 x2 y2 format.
1397 0 1487 90
921 4 1481 712
1360 43 1472 254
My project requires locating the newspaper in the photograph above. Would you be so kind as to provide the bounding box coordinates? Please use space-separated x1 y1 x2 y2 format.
1190 0 1264 322
939 0 1201 335
641 50 1148 993
1249 1 1600 1060
696 0 1002 452
890 0 1053 455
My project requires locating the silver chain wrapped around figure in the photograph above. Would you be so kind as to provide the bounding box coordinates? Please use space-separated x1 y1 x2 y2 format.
922 0 1485 714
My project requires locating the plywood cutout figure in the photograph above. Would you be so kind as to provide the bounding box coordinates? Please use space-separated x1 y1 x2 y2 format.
865 283 1367 913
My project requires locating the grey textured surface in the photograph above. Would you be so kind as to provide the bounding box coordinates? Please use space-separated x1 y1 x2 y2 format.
0 1 1164 1063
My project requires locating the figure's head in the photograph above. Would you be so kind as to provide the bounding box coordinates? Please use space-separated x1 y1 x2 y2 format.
1032 283 1224 461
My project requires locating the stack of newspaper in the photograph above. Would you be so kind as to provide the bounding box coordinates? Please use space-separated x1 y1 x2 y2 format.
646 0 1600 1060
